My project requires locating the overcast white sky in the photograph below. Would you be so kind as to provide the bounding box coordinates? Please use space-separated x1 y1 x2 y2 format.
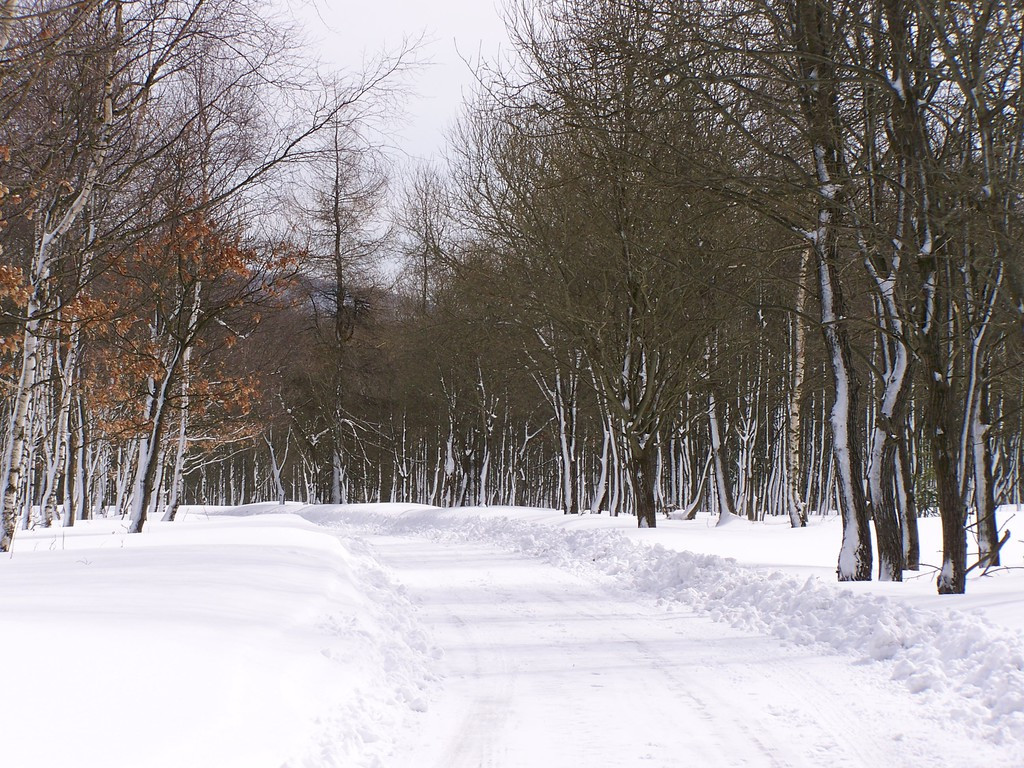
286 0 512 163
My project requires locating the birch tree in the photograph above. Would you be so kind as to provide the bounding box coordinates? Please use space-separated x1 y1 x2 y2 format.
1 0 120 550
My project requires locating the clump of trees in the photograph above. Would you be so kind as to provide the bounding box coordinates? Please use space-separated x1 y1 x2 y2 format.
0 0 410 545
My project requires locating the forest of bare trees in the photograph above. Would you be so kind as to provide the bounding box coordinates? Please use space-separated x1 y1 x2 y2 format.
2 0 1022 595
0 0 411 536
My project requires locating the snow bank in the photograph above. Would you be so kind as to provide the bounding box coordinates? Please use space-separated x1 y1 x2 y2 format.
3 512 437 768
306 504 1024 747
280 532 439 768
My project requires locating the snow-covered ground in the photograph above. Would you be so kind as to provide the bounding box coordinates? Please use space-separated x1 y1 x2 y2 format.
3 503 1022 766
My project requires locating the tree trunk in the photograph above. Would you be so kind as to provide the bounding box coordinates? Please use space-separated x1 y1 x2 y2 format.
972 376 999 568
793 0 871 580
553 368 580 515
65 408 78 527
631 437 658 528
590 426 610 514
1 315 42 551
128 346 184 533
331 449 344 504
920 278 966 594
709 388 737 524
895 431 920 570
819 255 872 582
931 391 967 594
864 308 909 580
787 247 811 527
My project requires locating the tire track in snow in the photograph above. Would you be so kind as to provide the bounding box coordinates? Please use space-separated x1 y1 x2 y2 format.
431 613 514 768
369 535 971 767
529 584 794 768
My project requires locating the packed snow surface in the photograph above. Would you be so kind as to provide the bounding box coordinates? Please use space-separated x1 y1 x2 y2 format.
3 503 1023 766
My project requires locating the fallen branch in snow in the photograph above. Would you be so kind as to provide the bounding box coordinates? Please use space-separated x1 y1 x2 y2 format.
904 562 943 581
966 529 1012 576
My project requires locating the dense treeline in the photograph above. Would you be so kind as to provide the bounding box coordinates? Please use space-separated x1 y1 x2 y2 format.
0 1 409 538
2 0 1023 595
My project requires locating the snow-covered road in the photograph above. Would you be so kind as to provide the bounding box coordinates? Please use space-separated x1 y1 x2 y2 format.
367 533 1001 768
7 505 1020 766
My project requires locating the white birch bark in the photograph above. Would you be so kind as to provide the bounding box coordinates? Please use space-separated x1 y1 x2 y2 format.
163 282 202 521
709 388 737 525
41 324 82 526
262 430 288 506
163 407 190 521
590 427 610 514
2 249 51 547
786 247 811 527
